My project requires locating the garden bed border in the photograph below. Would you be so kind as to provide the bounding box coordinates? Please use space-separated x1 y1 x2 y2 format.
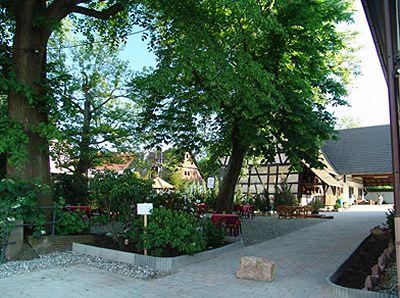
327 233 397 298
72 238 244 272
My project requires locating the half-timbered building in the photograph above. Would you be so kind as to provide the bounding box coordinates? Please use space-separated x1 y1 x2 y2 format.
221 125 393 206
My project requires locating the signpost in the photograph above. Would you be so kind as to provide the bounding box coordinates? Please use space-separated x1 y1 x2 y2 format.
207 177 215 189
137 203 153 255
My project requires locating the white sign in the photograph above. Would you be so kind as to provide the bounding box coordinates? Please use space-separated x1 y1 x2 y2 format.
207 177 215 189
137 203 153 215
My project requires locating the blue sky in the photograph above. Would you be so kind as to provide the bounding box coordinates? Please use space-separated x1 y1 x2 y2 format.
120 1 389 128
119 27 156 71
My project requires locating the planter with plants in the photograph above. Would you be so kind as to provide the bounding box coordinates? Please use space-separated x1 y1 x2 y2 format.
74 207 242 271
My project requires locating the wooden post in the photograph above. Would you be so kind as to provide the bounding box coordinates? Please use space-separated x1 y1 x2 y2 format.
144 214 148 256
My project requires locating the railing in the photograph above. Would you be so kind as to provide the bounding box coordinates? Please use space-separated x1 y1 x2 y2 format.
0 205 64 263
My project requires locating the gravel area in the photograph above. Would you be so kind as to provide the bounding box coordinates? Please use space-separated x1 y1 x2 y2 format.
0 251 156 280
241 215 326 246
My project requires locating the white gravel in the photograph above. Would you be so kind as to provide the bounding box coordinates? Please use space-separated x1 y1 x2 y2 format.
0 251 156 280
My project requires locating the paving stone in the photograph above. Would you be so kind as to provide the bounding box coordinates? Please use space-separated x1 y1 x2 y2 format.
0 209 389 298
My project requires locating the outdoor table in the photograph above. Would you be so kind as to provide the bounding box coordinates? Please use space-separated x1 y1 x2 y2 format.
211 213 241 236
65 205 91 215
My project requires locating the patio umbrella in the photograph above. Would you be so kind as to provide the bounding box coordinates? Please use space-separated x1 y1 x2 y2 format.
152 177 175 191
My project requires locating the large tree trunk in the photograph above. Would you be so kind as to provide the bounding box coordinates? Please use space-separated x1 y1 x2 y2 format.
74 97 92 202
0 153 6 179
7 2 52 220
217 126 248 212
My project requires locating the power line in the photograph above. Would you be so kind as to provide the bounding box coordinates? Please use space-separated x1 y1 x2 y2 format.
8 29 147 52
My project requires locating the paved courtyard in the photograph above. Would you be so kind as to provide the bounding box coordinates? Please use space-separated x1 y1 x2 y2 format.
241 216 325 246
0 209 389 298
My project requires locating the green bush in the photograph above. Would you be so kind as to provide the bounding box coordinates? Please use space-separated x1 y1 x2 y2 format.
184 180 219 211
90 171 154 221
53 174 88 205
55 209 89 235
253 191 271 213
134 208 206 257
0 178 46 238
54 198 89 235
311 198 324 214
273 181 298 208
386 208 395 241
201 218 225 249
149 192 196 213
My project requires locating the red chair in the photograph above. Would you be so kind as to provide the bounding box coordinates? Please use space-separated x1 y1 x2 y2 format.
211 214 241 236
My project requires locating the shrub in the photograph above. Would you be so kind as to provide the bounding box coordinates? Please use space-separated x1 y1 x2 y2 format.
251 191 272 213
149 192 196 213
0 178 46 239
180 180 219 211
386 208 395 241
55 210 89 235
311 198 324 214
53 174 88 205
201 218 225 249
90 171 154 221
134 208 206 257
273 180 298 208
54 198 89 236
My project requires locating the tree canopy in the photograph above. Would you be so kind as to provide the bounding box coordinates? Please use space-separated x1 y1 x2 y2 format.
49 31 138 174
133 0 357 211
0 0 144 218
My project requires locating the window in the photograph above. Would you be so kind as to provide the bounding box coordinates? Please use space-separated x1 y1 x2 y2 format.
349 187 354 197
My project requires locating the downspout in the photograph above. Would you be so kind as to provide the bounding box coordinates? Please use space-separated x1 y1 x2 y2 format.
383 0 400 294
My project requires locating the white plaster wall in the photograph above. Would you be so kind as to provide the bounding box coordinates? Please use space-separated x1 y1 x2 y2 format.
365 191 394 204
342 176 363 202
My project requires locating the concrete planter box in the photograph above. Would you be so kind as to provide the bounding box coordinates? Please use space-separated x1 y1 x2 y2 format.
28 234 95 255
73 238 244 272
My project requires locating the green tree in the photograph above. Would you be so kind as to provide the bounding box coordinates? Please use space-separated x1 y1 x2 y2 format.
134 0 357 211
0 1 137 217
337 115 361 130
0 7 14 178
0 96 6 178
48 32 138 199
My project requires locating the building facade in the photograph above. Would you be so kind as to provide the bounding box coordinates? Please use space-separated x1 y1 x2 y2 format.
223 125 392 206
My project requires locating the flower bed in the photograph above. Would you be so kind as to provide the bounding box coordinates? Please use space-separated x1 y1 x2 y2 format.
334 227 391 289
328 226 396 297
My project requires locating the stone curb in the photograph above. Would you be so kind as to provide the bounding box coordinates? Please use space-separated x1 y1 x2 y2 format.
73 239 244 272
327 232 396 298
327 277 396 298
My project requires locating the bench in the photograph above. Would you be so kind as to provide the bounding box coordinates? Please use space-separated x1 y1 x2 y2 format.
276 205 313 218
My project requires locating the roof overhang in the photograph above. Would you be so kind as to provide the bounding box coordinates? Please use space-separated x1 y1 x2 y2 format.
353 173 394 187
362 0 400 208
310 167 342 188
361 0 398 83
